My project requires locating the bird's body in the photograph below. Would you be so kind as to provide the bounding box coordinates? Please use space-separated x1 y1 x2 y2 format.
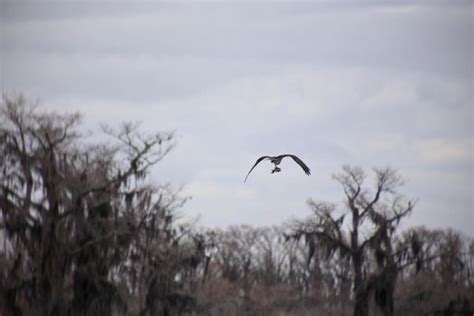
244 154 311 182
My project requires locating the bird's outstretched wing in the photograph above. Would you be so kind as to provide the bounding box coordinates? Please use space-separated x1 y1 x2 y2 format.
244 156 271 182
281 154 311 175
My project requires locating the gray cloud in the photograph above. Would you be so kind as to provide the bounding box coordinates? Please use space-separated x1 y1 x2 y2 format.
2 1 472 235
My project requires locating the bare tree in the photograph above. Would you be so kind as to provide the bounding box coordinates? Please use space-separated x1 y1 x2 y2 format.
289 165 415 316
0 94 190 315
395 227 474 316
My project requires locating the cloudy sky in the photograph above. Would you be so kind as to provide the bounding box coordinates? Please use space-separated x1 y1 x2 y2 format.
2 1 473 235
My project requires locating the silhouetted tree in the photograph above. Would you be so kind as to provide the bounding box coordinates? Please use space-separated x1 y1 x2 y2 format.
290 166 415 316
0 94 191 315
395 227 474 316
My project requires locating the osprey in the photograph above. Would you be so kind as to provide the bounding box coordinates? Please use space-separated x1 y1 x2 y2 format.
244 154 311 182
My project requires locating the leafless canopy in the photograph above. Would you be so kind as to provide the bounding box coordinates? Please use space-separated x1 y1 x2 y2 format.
0 94 200 316
289 165 416 316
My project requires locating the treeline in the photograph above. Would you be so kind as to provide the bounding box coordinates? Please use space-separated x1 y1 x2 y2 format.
0 95 473 316
199 225 473 316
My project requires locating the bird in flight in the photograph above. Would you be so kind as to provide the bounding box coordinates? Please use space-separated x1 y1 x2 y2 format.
244 154 311 182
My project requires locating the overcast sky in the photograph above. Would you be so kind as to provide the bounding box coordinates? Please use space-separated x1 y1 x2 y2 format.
1 1 473 235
